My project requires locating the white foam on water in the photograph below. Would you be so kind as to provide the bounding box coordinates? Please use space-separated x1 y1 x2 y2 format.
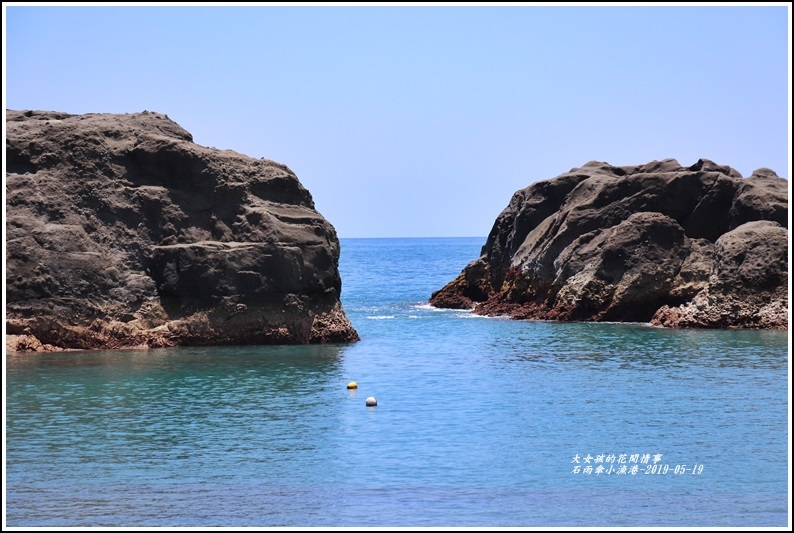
411 303 474 313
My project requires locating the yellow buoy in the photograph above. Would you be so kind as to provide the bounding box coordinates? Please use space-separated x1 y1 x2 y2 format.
347 381 358 389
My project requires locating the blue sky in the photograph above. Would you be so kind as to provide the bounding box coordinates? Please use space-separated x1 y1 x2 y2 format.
3 3 791 238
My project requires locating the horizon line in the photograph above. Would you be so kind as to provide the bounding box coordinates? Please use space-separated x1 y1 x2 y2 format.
339 235 488 240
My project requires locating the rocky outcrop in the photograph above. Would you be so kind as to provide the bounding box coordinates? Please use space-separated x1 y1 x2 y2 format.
430 159 788 329
6 109 359 351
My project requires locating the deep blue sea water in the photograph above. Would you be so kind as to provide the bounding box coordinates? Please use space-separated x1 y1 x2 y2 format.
4 237 791 528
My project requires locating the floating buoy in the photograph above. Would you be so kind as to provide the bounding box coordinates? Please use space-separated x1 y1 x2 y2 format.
347 381 358 389
366 396 377 406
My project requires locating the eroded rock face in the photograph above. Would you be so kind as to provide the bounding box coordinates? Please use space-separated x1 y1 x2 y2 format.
430 159 788 329
6 109 359 350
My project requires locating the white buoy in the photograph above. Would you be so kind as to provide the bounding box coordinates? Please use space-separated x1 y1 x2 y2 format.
366 396 377 407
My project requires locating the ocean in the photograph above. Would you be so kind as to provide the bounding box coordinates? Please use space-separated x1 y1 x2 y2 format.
4 237 790 527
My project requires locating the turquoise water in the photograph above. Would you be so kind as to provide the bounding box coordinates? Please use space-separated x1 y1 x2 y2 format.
4 237 790 527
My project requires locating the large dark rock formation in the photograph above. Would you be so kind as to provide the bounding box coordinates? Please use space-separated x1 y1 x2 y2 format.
430 159 788 329
6 109 360 351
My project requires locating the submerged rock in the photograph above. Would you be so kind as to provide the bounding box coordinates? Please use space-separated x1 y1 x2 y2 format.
6 109 359 350
430 159 788 329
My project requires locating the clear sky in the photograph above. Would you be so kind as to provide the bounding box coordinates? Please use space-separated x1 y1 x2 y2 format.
3 3 791 238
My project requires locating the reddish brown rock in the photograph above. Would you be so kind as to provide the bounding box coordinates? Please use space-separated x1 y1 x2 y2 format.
5 334 65 353
6 109 359 351
430 159 788 329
